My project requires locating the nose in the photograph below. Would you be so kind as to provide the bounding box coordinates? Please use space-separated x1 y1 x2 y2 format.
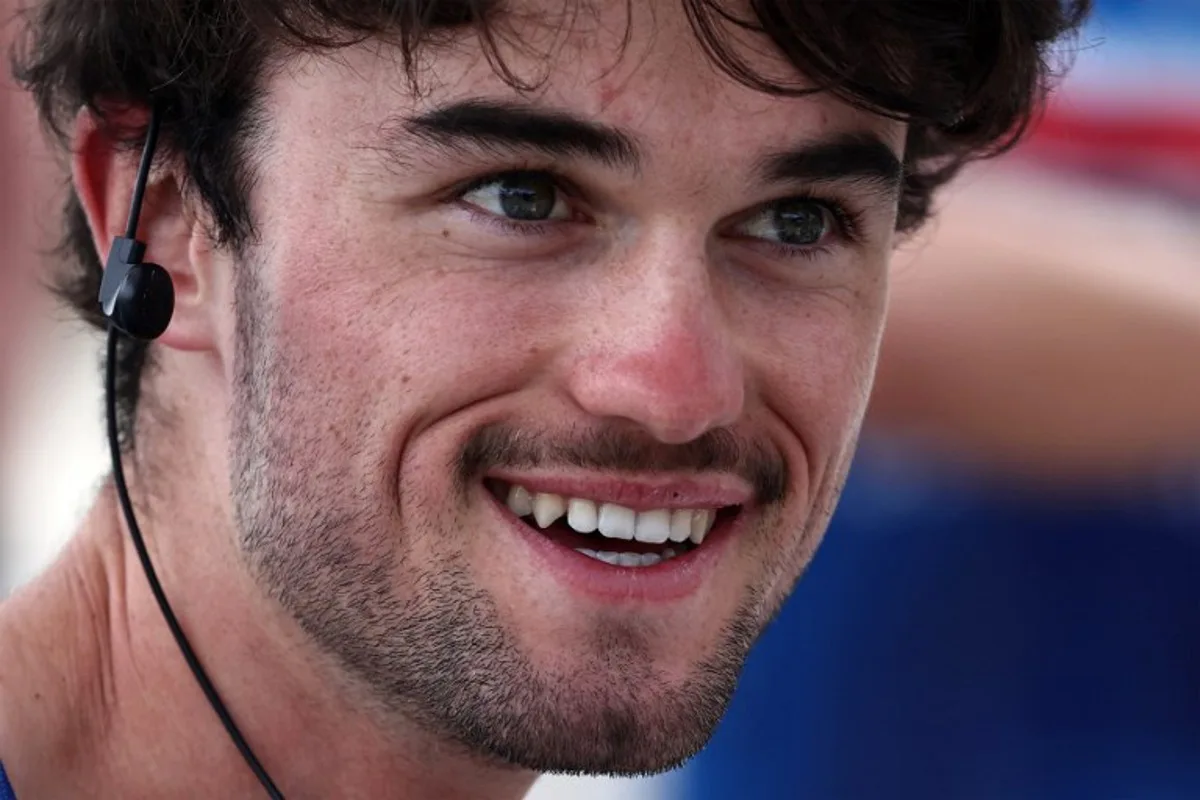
565 237 746 445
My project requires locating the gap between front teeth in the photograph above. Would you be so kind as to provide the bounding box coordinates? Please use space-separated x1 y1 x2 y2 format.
505 484 717 546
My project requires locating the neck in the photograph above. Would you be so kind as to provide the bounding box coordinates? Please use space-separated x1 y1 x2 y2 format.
0 480 535 799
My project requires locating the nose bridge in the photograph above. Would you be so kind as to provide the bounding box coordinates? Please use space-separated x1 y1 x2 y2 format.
567 230 746 444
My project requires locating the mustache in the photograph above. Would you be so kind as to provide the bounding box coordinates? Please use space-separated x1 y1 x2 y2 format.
455 421 789 506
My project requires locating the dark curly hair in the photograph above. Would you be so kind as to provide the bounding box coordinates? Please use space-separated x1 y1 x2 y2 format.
10 0 1091 448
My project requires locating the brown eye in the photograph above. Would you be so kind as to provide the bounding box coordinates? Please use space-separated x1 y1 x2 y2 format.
738 198 832 247
461 171 570 222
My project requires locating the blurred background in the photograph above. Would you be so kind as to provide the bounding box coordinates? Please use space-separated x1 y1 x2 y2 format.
2 1 1198 798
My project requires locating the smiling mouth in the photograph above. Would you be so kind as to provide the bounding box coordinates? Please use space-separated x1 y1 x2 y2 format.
485 479 740 567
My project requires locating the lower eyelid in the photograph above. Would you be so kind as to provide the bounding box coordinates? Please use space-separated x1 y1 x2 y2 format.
455 203 580 237
730 217 837 249
759 240 835 261
458 187 577 222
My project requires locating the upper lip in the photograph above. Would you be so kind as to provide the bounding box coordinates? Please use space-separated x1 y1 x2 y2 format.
485 469 753 511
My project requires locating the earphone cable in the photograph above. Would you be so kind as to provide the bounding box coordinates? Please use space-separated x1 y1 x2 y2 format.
105 326 285 799
124 110 160 240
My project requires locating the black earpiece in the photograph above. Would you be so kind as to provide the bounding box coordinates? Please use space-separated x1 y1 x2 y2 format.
100 237 175 340
98 105 175 340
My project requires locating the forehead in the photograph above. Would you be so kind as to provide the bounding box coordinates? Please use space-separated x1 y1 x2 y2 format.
267 0 904 157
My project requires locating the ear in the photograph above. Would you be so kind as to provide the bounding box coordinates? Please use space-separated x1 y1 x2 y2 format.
72 109 216 352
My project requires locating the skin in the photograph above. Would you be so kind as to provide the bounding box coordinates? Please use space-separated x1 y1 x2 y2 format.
0 2 905 797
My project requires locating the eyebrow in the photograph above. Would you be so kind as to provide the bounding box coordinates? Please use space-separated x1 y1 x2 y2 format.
403 99 641 172
756 132 904 197
398 99 902 196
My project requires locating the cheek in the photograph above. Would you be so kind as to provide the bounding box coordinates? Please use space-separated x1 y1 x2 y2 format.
255 214 575 518
720 280 887 600
758 277 888 456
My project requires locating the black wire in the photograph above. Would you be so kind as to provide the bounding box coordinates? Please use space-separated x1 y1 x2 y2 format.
124 110 160 241
105 327 286 799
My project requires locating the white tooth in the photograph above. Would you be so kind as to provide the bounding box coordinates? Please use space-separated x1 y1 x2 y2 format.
690 509 714 545
597 503 636 540
616 552 642 567
662 548 678 560
566 498 599 533
575 548 598 558
668 509 693 542
532 493 567 529
634 509 671 544
594 551 622 565
506 485 534 517
639 553 663 567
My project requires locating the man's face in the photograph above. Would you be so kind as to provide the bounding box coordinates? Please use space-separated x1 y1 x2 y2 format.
224 0 903 774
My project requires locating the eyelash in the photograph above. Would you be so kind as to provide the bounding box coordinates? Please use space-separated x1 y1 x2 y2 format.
450 170 864 254
742 193 865 262
450 170 585 237
459 205 573 238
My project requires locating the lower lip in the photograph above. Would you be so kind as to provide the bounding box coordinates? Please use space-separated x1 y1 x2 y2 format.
484 487 744 603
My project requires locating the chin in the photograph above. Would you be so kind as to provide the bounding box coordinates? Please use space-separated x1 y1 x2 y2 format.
480 671 737 776
460 607 761 776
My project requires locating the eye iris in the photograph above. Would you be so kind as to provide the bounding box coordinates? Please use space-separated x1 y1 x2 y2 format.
773 200 827 245
498 173 557 221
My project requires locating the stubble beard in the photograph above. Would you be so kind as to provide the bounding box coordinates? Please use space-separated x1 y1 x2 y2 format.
223 261 817 775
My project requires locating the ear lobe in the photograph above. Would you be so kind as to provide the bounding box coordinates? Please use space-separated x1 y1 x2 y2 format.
71 109 215 352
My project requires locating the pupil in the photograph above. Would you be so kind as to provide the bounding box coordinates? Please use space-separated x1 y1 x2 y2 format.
498 173 556 221
774 201 827 245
